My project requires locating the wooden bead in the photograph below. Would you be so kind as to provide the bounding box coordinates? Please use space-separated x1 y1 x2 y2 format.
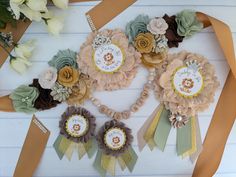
113 112 122 120
122 110 131 119
131 104 139 113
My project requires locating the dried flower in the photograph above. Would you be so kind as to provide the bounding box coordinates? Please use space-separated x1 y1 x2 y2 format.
10 57 32 74
141 52 167 67
50 82 72 102
39 67 58 89
147 18 168 35
0 32 13 47
14 39 36 59
58 66 79 87
125 14 150 43
134 33 155 53
175 10 203 38
52 0 68 9
45 16 64 36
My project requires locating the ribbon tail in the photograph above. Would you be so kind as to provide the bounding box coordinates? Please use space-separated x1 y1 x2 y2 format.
84 137 97 158
77 143 86 160
58 136 72 160
153 107 171 151
143 104 164 150
117 156 127 171
121 147 138 172
190 116 203 163
53 135 65 160
177 117 193 157
93 150 106 177
65 142 75 161
137 105 161 151
101 153 117 176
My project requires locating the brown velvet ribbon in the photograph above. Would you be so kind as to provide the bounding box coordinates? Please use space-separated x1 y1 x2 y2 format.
0 2 235 177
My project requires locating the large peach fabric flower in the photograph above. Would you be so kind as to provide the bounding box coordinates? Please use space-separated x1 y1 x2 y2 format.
77 29 141 91
153 51 219 117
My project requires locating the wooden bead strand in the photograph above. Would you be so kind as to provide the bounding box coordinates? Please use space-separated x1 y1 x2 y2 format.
89 68 156 120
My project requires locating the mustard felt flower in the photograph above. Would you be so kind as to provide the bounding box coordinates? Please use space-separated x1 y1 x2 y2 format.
134 33 155 54
58 66 79 88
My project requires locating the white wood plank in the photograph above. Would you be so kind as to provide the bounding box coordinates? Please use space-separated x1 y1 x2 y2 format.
1 144 236 177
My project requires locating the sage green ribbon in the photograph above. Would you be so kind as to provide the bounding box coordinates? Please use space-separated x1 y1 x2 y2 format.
177 117 192 156
53 135 96 160
153 108 172 151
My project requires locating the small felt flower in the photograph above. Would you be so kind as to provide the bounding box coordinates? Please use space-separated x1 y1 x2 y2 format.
14 40 36 59
67 73 92 106
125 14 150 43
10 85 39 113
29 79 60 110
162 14 184 48
141 52 167 67
175 10 203 38
58 66 79 87
39 67 58 89
147 18 168 35
134 33 155 53
10 57 32 74
50 82 72 102
154 35 168 53
48 49 78 70
52 0 68 9
169 113 189 128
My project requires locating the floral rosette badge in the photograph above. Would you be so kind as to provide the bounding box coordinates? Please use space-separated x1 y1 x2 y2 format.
78 29 141 91
94 120 138 177
53 106 97 160
138 51 219 160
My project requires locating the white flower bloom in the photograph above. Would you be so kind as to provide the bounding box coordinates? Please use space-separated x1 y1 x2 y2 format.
9 0 25 20
46 17 64 36
19 4 42 21
26 0 48 12
15 40 36 59
10 57 32 74
39 67 58 89
147 18 168 35
52 0 68 9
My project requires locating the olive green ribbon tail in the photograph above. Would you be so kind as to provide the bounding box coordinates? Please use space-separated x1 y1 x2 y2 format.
53 135 97 160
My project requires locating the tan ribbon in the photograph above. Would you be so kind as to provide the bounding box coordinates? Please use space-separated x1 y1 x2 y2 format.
192 12 236 177
13 115 50 177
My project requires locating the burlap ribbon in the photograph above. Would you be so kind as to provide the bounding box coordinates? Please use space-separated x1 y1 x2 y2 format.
0 1 235 176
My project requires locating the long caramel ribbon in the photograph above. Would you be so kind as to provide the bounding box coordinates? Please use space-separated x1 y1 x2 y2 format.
13 116 50 177
192 13 236 177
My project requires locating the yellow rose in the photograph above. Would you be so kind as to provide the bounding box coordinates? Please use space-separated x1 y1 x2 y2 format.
58 66 79 87
134 33 155 53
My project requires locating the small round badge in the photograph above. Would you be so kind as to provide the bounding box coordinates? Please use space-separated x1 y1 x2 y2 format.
66 115 89 138
104 127 126 150
93 44 124 73
172 66 204 97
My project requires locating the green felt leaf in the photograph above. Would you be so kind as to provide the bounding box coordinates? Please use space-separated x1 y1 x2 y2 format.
0 2 17 29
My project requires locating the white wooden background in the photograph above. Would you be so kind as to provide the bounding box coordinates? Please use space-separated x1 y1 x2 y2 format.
0 0 236 177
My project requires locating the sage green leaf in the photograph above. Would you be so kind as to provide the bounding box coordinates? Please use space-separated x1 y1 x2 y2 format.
176 10 203 38
93 150 106 177
53 135 65 160
10 85 39 113
48 49 78 70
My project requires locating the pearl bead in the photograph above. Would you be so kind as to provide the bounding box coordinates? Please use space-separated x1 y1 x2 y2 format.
176 115 183 122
